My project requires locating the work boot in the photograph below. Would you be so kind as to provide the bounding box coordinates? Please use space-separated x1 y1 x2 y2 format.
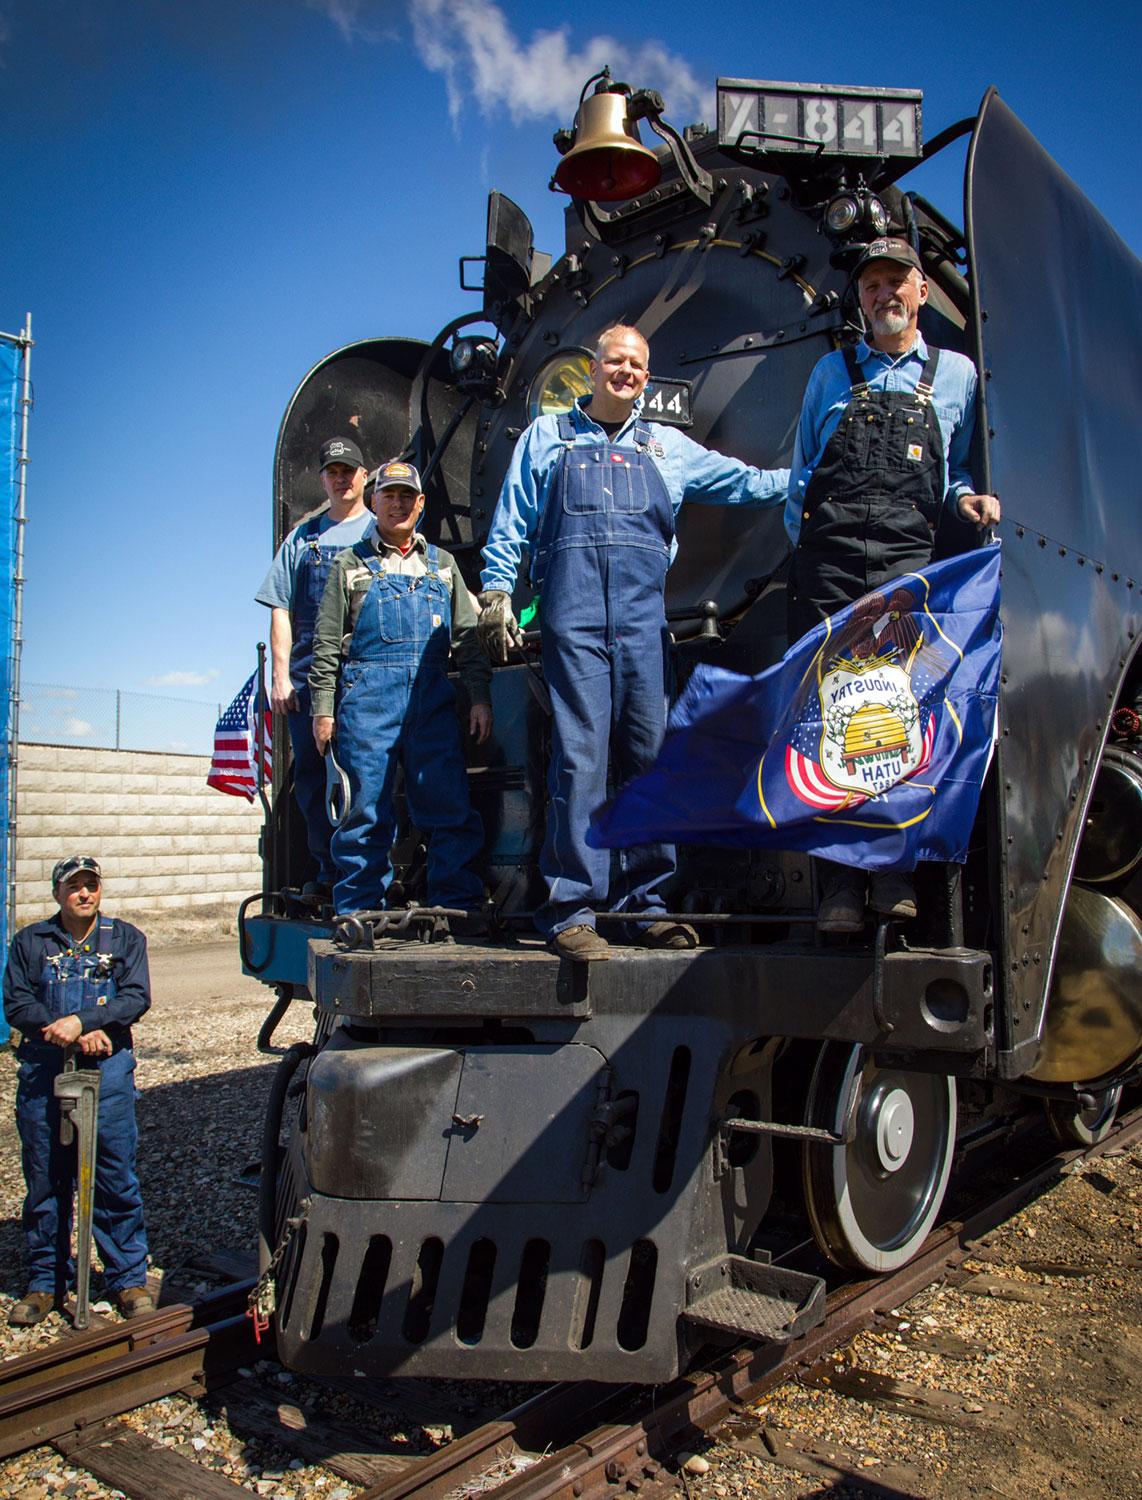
637 920 699 949
817 869 867 933
550 925 610 961
869 871 918 920
8 1291 55 1327
116 1286 155 1319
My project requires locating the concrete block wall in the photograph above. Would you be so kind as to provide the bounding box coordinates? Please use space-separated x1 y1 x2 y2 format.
14 743 264 941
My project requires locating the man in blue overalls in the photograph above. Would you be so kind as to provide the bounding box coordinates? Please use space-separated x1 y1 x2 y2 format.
256 436 373 895
309 460 493 921
2 857 152 1326
784 238 1001 931
478 324 790 961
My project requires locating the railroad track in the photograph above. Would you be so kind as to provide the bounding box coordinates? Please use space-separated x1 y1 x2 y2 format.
2 1105 1138 1499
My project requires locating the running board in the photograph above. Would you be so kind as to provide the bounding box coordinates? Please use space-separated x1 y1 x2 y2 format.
683 1254 826 1344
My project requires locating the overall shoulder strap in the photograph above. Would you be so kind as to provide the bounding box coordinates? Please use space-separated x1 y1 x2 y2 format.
556 411 577 443
425 543 440 571
96 917 115 955
843 346 869 398
632 419 653 450
914 346 941 403
301 516 325 541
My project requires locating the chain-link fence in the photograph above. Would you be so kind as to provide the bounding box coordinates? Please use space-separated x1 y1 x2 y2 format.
18 681 223 755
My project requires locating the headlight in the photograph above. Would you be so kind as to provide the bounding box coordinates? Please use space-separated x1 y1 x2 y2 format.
825 193 860 234
866 196 890 235
449 337 500 391
527 349 593 421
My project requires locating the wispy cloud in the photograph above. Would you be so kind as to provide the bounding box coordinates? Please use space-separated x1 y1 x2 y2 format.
144 669 222 688
407 0 711 127
65 718 95 739
305 0 400 45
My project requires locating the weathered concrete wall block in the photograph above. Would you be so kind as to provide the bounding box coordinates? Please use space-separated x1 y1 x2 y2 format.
14 743 264 938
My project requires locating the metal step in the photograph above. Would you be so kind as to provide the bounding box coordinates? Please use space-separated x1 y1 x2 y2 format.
683 1254 826 1344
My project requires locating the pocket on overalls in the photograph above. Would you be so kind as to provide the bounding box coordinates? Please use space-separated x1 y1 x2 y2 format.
562 451 606 514
841 408 875 469
377 583 407 644
338 662 362 707
888 407 931 474
605 451 650 513
423 581 451 642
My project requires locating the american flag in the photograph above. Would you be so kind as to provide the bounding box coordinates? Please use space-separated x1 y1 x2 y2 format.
207 672 272 801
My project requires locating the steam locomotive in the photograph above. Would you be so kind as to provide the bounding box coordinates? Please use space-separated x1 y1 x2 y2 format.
241 71 1142 1382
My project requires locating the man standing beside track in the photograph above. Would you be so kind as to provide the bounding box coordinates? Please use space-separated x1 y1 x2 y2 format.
477 323 790 961
309 460 492 923
784 238 1001 932
256 437 374 897
3 857 153 1326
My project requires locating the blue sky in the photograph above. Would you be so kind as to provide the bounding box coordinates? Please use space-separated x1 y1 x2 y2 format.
2 0 1139 742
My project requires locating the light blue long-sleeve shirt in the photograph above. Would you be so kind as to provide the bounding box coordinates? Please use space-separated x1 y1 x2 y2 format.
481 395 790 593
784 334 981 545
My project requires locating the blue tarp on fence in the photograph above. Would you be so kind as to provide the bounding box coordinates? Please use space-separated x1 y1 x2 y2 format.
1 337 20 1044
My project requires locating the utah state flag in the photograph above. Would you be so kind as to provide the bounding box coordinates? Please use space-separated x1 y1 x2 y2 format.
589 546 1002 871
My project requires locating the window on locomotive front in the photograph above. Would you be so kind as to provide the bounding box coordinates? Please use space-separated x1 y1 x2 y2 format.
527 349 593 421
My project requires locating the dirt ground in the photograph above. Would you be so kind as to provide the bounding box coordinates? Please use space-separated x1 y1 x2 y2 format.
0 941 1139 1498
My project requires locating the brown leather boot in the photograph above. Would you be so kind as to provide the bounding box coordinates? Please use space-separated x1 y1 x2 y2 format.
549 924 611 961
9 1291 55 1327
116 1286 155 1319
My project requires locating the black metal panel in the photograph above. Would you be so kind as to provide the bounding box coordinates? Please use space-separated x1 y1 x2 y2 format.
309 942 992 1055
965 91 1142 1063
310 940 590 1019
272 337 478 550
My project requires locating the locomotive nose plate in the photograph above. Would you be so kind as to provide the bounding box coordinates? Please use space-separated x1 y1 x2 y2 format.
305 1034 608 1203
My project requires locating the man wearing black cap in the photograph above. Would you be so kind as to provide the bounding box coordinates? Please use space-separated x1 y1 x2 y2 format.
309 460 493 920
256 437 373 894
784 237 1001 932
2 857 152 1325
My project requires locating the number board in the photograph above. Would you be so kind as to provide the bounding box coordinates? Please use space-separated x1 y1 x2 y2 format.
717 79 922 160
642 377 692 427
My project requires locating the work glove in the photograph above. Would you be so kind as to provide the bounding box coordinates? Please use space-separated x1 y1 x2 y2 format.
477 590 525 664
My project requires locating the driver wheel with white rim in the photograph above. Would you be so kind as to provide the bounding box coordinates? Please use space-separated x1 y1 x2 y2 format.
802 1041 958 1273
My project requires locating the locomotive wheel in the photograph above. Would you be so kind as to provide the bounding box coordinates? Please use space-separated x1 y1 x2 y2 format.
1044 1083 1123 1146
802 1042 957 1273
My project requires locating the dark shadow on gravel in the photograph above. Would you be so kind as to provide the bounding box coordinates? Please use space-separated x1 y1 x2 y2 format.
0 1059 280 1301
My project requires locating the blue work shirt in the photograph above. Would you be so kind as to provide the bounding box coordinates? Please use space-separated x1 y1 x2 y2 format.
3 915 151 1045
784 334 981 545
481 395 789 593
255 510 376 613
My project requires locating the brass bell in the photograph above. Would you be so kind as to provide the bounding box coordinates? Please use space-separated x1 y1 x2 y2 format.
554 89 661 203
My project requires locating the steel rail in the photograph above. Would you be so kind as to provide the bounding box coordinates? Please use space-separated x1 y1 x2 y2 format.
0 1280 256 1459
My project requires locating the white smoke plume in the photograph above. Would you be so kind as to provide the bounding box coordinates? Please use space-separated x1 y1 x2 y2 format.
407 0 712 127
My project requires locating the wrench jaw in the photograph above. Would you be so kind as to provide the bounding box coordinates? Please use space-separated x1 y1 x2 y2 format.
53 1065 101 1329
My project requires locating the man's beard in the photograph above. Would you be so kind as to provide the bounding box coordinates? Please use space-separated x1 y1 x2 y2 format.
869 305 909 337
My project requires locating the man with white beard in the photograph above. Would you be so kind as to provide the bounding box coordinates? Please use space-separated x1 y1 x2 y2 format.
783 237 1000 932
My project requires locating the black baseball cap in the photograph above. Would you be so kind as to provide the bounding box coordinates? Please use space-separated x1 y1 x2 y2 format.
319 437 366 471
52 855 101 889
853 237 923 277
374 459 423 493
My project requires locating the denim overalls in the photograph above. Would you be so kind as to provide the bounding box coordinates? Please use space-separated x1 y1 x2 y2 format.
788 346 945 640
15 918 148 1296
533 413 677 938
288 518 347 885
330 541 484 914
